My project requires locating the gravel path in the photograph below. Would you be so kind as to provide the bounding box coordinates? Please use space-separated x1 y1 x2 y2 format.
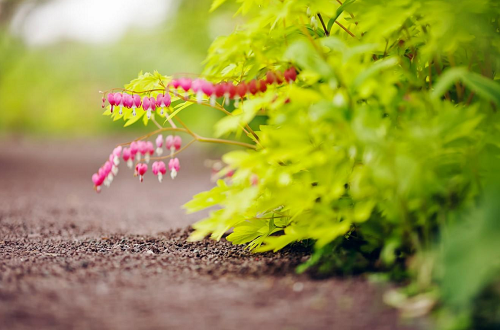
0 137 420 330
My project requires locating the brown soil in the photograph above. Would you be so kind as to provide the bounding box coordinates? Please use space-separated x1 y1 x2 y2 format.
0 136 422 330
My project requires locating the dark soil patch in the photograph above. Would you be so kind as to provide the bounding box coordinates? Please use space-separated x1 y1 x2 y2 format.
0 137 422 330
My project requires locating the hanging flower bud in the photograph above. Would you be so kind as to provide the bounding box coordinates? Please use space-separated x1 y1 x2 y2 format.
170 79 180 96
156 94 165 116
259 79 268 93
130 141 139 161
202 81 216 106
142 97 154 119
92 173 103 192
214 83 225 98
155 134 164 156
266 71 276 85
101 96 106 108
145 141 154 163
123 94 133 110
224 82 237 105
132 94 141 116
112 146 122 166
163 93 171 107
235 82 247 107
138 141 147 162
122 147 133 168
169 158 180 179
136 163 148 182
178 78 192 98
248 80 258 95
173 135 182 150
142 97 151 117
284 67 297 83
114 93 123 115
152 161 167 183
191 79 204 104
166 135 182 154
107 93 116 113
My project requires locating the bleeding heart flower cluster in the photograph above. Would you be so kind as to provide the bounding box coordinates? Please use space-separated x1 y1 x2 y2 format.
91 146 122 192
91 134 183 192
102 67 297 114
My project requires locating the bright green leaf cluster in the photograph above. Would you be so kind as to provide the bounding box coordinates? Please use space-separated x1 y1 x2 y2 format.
185 0 500 265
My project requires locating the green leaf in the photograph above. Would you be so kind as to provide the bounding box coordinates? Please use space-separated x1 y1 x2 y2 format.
432 67 500 105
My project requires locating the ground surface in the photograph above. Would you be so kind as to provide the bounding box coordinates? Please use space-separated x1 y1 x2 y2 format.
0 137 422 330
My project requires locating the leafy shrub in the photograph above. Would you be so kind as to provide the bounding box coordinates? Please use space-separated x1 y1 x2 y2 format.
98 0 500 325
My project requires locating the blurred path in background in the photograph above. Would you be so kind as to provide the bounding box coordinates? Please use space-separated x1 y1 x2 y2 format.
0 138 420 330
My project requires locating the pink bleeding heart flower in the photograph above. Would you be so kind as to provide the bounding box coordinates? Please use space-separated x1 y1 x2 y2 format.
114 93 124 115
259 79 268 93
223 82 237 106
130 141 139 161
178 78 192 98
168 158 180 179
214 83 225 98
112 146 122 166
132 94 141 116
266 71 276 85
92 173 103 192
166 135 182 154
179 78 192 92
284 67 297 83
155 135 164 156
234 82 247 107
202 81 216 106
145 141 154 163
152 161 167 182
163 93 171 107
142 97 154 119
122 147 133 168
136 163 148 182
248 80 258 95
123 94 133 109
107 93 116 113
156 94 168 116
191 79 204 104
173 136 182 150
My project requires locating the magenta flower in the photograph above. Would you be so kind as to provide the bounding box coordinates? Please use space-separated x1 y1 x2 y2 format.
168 158 180 179
122 147 133 168
155 134 164 155
132 94 141 116
123 94 133 110
145 141 154 163
114 93 123 115
107 93 116 113
152 161 167 182
130 141 139 161
142 97 154 119
284 67 297 83
166 135 182 154
136 163 148 182
202 81 216 106
249 80 259 95
191 79 204 104
178 78 192 98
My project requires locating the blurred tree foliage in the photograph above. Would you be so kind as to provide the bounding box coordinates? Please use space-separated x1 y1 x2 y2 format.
0 0 230 137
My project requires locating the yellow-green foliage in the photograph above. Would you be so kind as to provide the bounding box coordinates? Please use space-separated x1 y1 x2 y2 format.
183 0 500 262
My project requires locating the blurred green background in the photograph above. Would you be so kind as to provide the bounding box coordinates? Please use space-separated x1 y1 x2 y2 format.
0 0 238 138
